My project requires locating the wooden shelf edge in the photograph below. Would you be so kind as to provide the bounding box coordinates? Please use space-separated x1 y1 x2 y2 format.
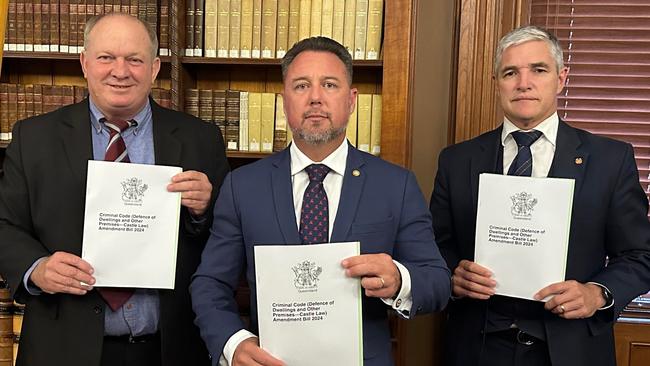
181 57 383 67
226 151 274 159
3 51 172 63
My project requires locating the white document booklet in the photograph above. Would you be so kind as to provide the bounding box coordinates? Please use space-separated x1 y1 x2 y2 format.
474 173 574 300
255 242 363 366
82 160 182 289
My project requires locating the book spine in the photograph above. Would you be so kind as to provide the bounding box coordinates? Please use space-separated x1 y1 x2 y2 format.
7 84 18 140
370 94 381 155
184 88 200 117
251 0 261 58
24 0 34 51
67 0 76 53
260 92 275 152
273 94 287 152
331 0 344 45
213 90 227 141
228 0 241 58
159 0 170 55
342 0 355 56
194 0 204 56
198 89 214 124
365 0 382 60
309 0 321 37
238 91 249 151
286 0 299 50
297 0 310 42
356 93 371 152
247 92 261 151
275 0 289 58
345 93 358 146
260 0 277 59
0 84 9 141
239 0 253 58
6 0 17 51
216 0 230 58
225 89 240 150
24 85 34 119
59 0 70 53
353 0 368 60
185 0 195 56
16 0 26 51
321 0 333 38
203 0 217 57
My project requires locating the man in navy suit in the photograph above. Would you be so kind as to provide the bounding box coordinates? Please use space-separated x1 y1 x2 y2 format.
430 26 650 366
191 37 451 366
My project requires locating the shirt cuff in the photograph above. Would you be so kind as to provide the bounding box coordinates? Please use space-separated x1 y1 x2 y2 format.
23 257 47 295
219 329 257 366
381 260 412 318
587 281 615 310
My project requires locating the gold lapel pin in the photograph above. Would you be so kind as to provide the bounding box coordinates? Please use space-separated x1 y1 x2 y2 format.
575 157 583 165
352 169 361 177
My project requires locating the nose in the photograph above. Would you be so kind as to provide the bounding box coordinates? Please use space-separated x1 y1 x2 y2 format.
111 58 129 78
516 70 532 91
309 85 322 105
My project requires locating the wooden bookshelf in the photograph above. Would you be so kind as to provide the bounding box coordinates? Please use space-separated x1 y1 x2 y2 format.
1 1 419 363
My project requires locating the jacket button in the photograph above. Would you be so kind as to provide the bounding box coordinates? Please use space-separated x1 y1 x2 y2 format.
395 299 402 307
93 306 103 314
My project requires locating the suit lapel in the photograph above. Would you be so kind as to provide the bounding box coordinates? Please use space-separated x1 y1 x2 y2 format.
331 144 366 242
470 127 503 211
150 101 182 166
60 99 94 183
548 120 588 194
271 149 301 244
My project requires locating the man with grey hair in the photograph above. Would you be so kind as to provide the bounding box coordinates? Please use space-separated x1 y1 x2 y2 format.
0 13 229 366
191 36 450 366
430 25 650 366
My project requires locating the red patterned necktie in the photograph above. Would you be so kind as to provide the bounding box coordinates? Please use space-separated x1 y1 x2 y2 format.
97 118 135 311
299 164 331 244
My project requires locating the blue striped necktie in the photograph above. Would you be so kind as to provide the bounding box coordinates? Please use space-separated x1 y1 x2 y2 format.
507 130 543 176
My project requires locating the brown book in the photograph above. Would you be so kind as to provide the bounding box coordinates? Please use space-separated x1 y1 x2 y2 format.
129 0 138 16
59 0 70 52
7 0 17 51
33 0 43 51
62 85 75 106
24 0 34 51
146 0 157 37
94 0 103 15
0 85 9 141
68 0 77 53
33 85 44 116
53 85 64 111
213 90 227 141
138 0 147 21
112 0 120 13
194 0 205 56
25 85 34 119
41 85 54 114
73 85 87 103
161 89 172 109
184 89 200 118
49 0 60 52
198 89 214 124
7 85 18 140
17 85 27 124
159 0 170 55
185 0 195 56
121 0 129 14
16 0 25 51
104 0 112 14
273 94 286 152
74 0 84 53
225 90 240 150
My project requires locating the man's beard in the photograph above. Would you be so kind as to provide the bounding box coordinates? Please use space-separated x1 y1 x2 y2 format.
291 115 347 145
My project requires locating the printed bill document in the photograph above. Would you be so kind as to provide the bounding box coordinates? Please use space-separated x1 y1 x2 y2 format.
474 173 574 300
255 242 363 366
82 160 182 289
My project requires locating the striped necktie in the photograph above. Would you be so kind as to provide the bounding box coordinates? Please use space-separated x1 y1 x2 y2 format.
507 130 543 177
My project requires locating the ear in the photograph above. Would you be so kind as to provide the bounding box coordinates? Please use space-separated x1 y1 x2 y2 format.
556 66 569 94
151 57 161 83
80 52 88 79
348 87 358 114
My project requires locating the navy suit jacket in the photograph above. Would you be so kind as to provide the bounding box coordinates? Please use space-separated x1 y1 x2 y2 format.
191 144 451 366
430 121 650 366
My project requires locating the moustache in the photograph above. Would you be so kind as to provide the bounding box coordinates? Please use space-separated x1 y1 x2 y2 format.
303 111 331 119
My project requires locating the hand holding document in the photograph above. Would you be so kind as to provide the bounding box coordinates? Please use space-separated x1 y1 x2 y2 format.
81 160 182 289
474 173 574 300
255 242 363 366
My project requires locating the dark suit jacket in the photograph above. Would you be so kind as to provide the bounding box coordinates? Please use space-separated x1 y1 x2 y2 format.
430 121 650 366
190 144 451 366
0 99 229 366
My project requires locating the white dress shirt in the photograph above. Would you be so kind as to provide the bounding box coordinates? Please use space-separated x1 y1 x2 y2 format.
501 112 558 178
220 139 413 365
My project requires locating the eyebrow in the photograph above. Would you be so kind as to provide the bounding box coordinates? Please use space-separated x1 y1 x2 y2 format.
500 62 551 74
290 75 343 83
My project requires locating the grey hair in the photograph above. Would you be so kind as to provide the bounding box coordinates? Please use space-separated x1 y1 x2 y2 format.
494 25 564 76
84 13 159 59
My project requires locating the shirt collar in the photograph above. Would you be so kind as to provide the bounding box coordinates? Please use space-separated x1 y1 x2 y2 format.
88 97 151 134
290 138 348 177
501 111 559 147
